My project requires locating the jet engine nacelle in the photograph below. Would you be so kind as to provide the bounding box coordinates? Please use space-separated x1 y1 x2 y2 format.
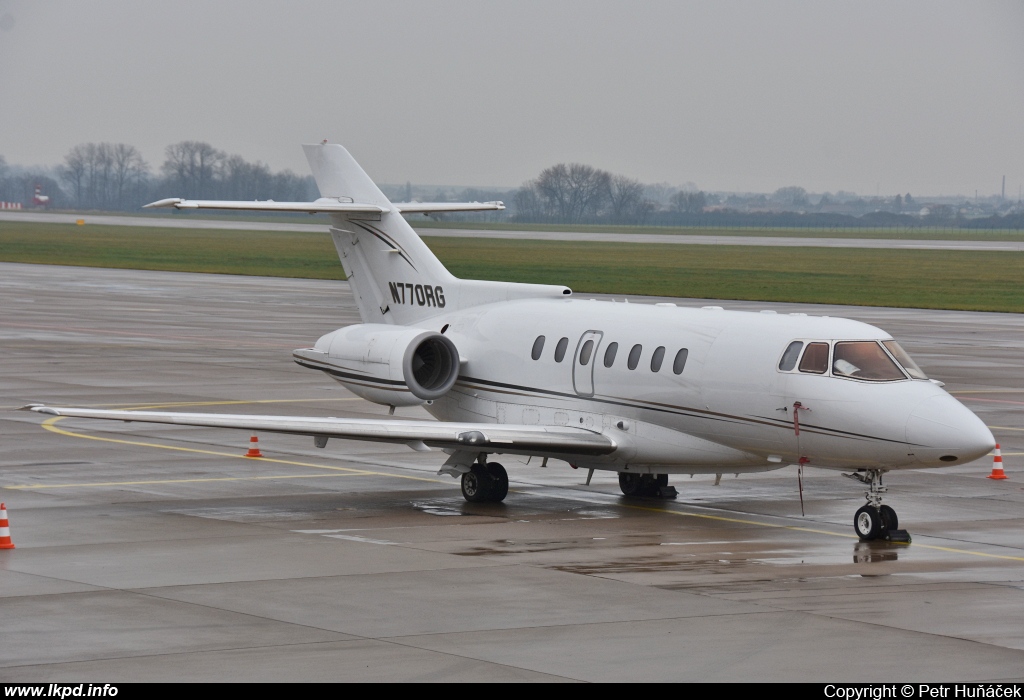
307 324 460 407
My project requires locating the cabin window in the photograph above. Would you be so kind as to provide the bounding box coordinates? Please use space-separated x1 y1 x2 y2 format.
882 341 928 379
672 348 688 375
604 342 618 368
779 341 803 371
579 339 594 365
650 346 666 372
531 335 545 361
627 344 642 370
798 342 829 374
833 341 906 381
554 336 569 363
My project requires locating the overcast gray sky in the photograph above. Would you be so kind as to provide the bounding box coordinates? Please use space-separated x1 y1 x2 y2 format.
1 1 1021 196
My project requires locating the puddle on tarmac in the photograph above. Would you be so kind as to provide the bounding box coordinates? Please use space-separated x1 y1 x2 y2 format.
853 541 901 566
412 501 470 517
549 555 765 575
167 505 333 522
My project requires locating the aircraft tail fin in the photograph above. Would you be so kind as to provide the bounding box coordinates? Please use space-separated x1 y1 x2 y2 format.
301 143 571 326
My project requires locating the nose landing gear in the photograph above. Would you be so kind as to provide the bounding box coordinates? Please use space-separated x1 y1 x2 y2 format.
847 469 910 543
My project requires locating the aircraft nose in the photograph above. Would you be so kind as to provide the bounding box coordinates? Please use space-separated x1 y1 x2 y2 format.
906 394 995 465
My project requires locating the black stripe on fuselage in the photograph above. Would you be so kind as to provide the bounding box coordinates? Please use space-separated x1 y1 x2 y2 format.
351 221 418 271
457 374 916 447
294 358 410 391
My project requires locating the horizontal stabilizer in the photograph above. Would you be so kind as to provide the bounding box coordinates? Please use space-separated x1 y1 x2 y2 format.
143 198 504 215
143 198 388 214
21 405 616 457
391 201 505 214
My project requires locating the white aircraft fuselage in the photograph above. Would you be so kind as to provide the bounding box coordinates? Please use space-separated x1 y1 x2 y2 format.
304 296 993 476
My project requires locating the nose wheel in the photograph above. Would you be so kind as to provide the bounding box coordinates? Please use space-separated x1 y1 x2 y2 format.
847 469 909 542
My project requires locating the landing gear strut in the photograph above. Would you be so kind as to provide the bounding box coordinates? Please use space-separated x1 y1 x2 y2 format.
460 461 508 503
618 472 677 499
848 469 909 542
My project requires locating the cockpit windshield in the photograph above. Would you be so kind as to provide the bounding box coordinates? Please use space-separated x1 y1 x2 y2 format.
882 340 928 379
832 342 905 381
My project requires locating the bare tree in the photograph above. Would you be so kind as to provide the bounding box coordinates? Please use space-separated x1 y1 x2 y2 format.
220 155 273 200
111 144 148 208
60 143 149 209
608 175 651 224
162 141 224 197
513 184 544 221
670 190 706 215
535 163 611 223
61 146 89 205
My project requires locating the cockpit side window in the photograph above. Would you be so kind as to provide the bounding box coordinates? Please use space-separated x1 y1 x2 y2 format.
833 341 906 381
798 342 829 374
779 341 803 371
882 341 928 379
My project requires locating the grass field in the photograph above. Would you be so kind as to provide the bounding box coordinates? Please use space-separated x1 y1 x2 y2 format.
414 219 1024 241
2 221 1022 313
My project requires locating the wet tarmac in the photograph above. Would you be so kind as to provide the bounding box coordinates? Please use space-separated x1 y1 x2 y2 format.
1 262 1022 681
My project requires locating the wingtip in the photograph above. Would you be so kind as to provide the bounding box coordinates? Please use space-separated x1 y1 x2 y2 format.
19 404 60 415
143 198 183 209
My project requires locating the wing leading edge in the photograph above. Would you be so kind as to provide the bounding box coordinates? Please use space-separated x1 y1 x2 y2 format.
21 406 615 457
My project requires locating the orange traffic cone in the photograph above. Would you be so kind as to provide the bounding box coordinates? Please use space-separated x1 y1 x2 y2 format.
245 433 263 458
987 444 1008 480
0 503 15 550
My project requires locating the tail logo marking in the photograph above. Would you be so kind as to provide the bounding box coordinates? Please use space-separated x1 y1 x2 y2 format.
352 221 418 271
389 282 446 308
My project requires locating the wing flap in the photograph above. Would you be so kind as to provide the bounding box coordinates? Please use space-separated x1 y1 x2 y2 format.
22 406 615 456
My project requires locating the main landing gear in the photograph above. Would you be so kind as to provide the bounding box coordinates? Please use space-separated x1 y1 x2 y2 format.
461 462 509 503
848 469 910 542
618 472 677 499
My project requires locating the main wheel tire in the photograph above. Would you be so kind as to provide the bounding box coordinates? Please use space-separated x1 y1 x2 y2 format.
639 474 659 496
618 472 643 496
461 465 493 503
486 462 508 502
879 505 898 531
854 505 882 541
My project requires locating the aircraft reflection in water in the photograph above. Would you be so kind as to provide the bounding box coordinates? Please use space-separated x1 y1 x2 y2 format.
24 143 995 542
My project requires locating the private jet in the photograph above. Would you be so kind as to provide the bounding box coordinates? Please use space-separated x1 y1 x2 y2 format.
23 143 996 541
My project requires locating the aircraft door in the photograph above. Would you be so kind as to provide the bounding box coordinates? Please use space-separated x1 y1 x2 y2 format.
572 331 603 397
773 340 832 463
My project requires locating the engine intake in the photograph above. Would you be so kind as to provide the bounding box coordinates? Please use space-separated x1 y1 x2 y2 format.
404 334 459 400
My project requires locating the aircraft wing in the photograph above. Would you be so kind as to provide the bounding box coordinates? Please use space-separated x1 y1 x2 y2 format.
21 405 615 457
143 198 504 215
